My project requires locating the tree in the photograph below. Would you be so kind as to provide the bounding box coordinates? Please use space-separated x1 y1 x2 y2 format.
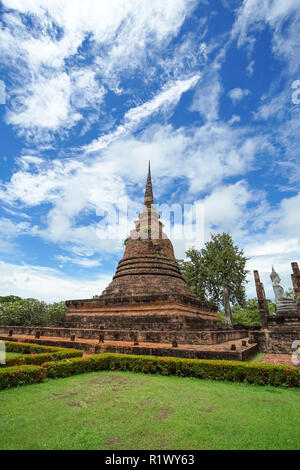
179 233 249 327
218 298 276 329
0 298 67 326
0 295 22 304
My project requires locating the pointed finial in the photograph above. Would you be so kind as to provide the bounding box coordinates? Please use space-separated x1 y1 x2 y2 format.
144 160 154 209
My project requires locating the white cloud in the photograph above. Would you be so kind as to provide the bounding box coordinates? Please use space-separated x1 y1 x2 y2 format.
228 115 241 125
272 192 300 236
0 260 112 302
232 0 299 46
0 0 198 138
242 190 300 299
7 73 79 131
0 118 265 261
245 244 299 300
190 67 222 121
228 88 250 104
202 181 255 237
247 239 300 258
86 75 201 152
0 218 30 253
231 0 300 190
246 60 255 76
232 0 300 75
56 255 102 268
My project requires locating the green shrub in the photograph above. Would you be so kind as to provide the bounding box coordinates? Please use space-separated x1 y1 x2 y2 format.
2 346 82 368
1 341 82 367
1 349 299 391
41 354 300 388
43 357 95 378
0 365 46 390
5 341 66 354
0 298 67 327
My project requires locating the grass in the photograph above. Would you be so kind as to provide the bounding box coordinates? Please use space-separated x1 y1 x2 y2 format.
4 352 23 359
250 352 265 363
0 371 300 450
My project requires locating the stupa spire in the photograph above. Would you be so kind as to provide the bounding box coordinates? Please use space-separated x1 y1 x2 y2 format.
144 161 154 209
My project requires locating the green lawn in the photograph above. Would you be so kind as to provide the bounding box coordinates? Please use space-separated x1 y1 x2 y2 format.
4 352 23 359
249 352 265 363
0 370 299 450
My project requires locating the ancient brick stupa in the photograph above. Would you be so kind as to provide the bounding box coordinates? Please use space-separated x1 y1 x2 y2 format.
0 164 252 360
65 162 220 331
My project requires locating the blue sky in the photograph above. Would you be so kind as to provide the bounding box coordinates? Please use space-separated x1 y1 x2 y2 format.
0 0 299 302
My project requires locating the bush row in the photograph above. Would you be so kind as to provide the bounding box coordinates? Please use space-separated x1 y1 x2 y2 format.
43 354 300 388
1 353 299 391
0 365 46 390
5 341 64 354
1 341 82 368
2 350 83 368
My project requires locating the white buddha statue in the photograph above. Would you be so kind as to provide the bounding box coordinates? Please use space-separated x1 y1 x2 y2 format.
270 267 296 316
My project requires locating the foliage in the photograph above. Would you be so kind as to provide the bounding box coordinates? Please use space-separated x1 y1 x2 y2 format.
218 298 277 328
0 298 67 326
141 226 152 232
1 350 299 389
285 288 295 299
40 353 300 388
44 356 95 378
2 341 82 368
0 296 22 304
5 341 64 355
0 365 46 390
179 233 249 307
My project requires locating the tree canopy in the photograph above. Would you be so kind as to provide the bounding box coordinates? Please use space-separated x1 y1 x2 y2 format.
218 298 276 328
179 232 249 308
0 297 67 326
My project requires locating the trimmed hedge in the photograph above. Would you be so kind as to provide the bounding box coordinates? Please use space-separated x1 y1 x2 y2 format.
42 354 300 388
1 341 82 368
2 350 83 368
44 357 95 378
0 365 46 390
5 341 69 354
1 352 299 391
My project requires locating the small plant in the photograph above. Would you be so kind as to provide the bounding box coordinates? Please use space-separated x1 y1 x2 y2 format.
141 226 152 233
124 236 130 246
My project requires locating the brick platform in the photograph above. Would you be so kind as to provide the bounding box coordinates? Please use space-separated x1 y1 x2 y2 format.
0 334 257 361
0 325 247 345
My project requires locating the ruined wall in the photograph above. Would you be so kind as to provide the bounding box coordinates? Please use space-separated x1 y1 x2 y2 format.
249 325 300 353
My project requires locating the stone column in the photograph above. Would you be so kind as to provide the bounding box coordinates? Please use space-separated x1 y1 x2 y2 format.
254 270 269 328
291 262 300 316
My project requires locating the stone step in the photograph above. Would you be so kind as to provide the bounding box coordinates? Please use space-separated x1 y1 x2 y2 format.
0 334 257 361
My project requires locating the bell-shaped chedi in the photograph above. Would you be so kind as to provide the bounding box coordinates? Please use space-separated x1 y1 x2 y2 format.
65 163 220 330
101 162 202 303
